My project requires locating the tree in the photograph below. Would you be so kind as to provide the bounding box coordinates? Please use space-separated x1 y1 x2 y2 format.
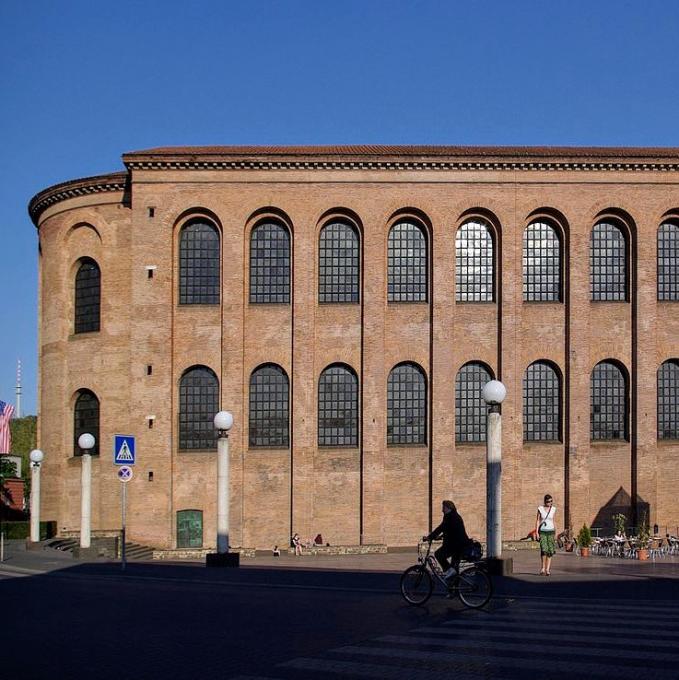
9 416 37 507
0 456 19 509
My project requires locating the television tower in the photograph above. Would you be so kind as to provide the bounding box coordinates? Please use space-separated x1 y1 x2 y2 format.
15 359 22 418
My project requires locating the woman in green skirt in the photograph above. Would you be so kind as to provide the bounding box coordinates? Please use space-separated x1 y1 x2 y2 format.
536 494 556 575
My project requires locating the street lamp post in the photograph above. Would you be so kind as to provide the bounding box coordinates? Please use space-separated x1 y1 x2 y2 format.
78 433 95 549
482 380 512 575
206 411 239 568
29 449 44 543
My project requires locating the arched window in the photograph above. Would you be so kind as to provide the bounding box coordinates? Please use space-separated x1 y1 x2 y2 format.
387 221 427 302
455 362 493 442
523 222 561 302
591 361 627 440
319 222 360 303
318 364 358 446
658 222 679 301
250 223 291 303
179 220 220 305
387 363 426 444
523 362 561 441
658 360 679 439
179 366 219 450
249 364 289 447
456 220 494 302
74 258 101 333
590 222 627 301
176 510 203 548
74 389 100 455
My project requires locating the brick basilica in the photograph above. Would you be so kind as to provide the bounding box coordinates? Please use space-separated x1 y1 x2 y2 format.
28 145 679 550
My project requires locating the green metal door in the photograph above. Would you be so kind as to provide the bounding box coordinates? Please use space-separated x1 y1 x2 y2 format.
177 510 203 548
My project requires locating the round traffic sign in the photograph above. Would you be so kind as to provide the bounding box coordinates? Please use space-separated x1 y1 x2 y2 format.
117 465 134 483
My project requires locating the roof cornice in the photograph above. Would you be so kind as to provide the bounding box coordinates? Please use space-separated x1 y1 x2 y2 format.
28 172 128 227
122 145 679 172
28 146 679 227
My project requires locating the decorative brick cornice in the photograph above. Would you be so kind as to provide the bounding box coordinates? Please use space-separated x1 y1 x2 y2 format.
28 172 128 227
29 146 679 226
122 145 679 173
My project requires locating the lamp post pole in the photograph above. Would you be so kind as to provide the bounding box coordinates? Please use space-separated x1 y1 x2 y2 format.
216 417 231 554
207 411 239 567
29 449 44 543
78 433 95 549
482 380 512 575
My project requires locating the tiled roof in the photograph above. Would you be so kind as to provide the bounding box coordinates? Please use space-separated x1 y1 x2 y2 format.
124 145 679 160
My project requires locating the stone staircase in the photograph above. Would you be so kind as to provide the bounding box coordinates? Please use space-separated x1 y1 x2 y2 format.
46 537 155 561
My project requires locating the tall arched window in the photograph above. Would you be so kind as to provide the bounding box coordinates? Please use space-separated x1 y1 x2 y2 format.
74 389 100 455
179 366 219 450
387 221 427 302
74 258 101 333
250 223 291 303
523 362 561 441
319 222 360 303
523 222 561 302
590 222 627 301
318 364 358 446
456 221 494 302
658 360 679 439
455 362 493 442
658 222 679 301
178 220 220 305
387 363 426 444
249 364 289 447
591 361 628 440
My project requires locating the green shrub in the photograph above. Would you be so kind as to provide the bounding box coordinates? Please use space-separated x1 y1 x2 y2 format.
577 523 592 548
0 521 57 540
612 513 626 537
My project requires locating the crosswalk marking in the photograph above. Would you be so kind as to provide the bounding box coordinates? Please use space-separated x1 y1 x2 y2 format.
376 634 679 662
280 657 483 680
229 597 679 679
414 625 678 648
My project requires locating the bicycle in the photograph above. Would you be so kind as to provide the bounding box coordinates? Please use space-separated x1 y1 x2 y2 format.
400 539 493 608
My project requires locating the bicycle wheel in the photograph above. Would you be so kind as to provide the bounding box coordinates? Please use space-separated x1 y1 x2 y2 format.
455 566 492 609
400 565 433 605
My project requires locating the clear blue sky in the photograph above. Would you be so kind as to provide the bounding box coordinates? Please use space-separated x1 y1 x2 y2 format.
1 0 678 415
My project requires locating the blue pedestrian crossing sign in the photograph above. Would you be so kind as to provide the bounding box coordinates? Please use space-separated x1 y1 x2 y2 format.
113 435 136 465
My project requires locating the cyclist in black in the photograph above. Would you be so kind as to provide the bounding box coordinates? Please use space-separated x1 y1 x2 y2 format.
424 500 472 580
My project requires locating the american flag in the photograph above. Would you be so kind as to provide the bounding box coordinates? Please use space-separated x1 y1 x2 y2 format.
0 400 15 454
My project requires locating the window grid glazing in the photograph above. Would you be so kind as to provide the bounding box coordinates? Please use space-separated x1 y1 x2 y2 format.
179 367 219 450
658 223 679 301
387 222 427 302
523 222 561 302
455 363 492 442
590 223 627 301
523 362 561 441
250 224 291 303
658 360 679 439
456 221 494 302
318 365 358 446
74 259 101 333
249 365 289 447
179 221 220 305
319 222 359 303
74 390 100 456
591 362 627 440
387 364 426 444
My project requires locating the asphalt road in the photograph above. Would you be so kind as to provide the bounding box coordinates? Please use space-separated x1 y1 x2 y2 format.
2 555 679 679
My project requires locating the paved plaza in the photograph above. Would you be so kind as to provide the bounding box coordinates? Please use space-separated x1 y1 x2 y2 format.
1 542 678 679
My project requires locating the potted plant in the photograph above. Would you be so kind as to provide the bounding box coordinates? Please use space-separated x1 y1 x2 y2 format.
612 513 626 538
636 511 651 561
577 524 592 557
